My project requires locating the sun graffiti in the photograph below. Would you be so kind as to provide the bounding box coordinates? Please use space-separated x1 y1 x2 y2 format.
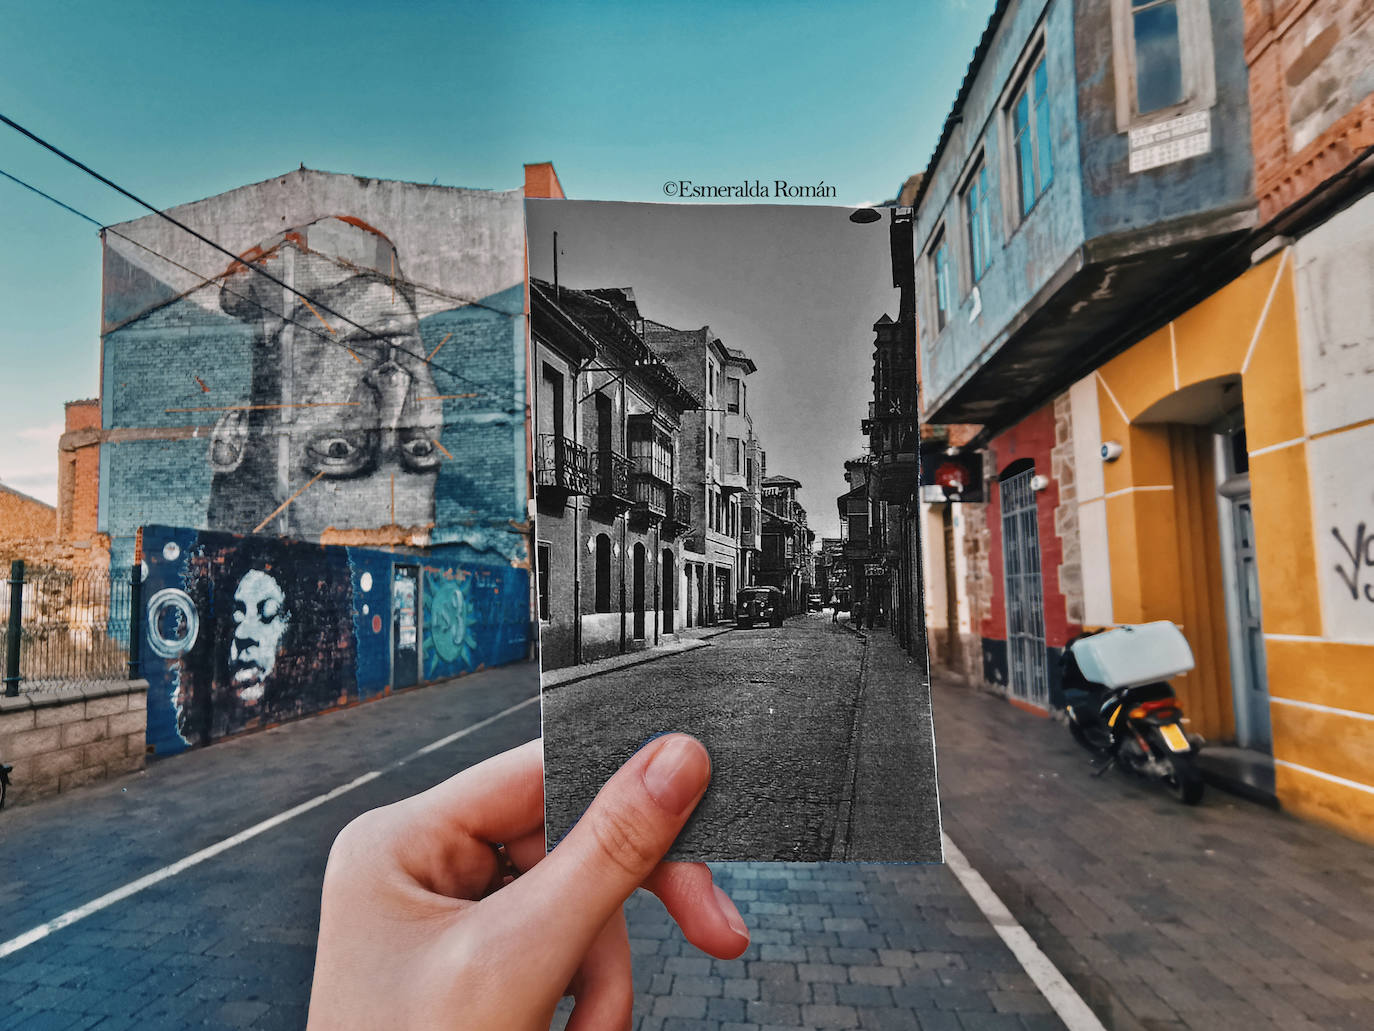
426 575 479 675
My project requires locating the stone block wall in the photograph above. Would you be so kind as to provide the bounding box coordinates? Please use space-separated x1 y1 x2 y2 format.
0 681 147 807
1050 392 1083 627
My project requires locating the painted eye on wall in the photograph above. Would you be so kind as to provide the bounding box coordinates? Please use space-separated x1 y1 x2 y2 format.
306 433 374 477
400 435 442 472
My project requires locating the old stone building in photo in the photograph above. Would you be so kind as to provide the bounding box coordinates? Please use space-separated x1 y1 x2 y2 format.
530 280 699 669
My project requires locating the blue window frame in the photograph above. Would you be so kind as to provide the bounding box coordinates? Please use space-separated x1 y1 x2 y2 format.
1011 53 1053 217
932 229 951 331
965 161 993 281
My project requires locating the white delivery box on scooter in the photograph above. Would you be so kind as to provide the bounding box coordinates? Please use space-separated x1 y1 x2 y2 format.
1071 621 1194 689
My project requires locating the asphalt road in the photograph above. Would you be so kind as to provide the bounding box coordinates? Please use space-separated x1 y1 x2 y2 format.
541 612 941 864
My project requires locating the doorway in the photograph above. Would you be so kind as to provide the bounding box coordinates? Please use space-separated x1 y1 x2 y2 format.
1216 425 1272 751
662 549 675 633
633 543 646 640
1000 465 1049 708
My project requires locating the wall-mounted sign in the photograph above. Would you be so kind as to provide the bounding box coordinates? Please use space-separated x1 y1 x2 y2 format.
1128 110 1211 173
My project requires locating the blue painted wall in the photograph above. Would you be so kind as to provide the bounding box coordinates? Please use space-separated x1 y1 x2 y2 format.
139 525 528 755
915 0 1085 412
1073 0 1253 242
916 0 1254 413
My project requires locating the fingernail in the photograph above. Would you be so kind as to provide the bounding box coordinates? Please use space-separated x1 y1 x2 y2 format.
713 884 749 940
642 735 707 816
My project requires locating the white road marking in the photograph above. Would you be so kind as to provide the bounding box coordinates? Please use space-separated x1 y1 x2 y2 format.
942 832 1107 1031
0 695 539 960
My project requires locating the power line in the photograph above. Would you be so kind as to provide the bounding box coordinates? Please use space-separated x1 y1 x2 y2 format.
0 167 104 227
0 112 522 409
0 164 520 413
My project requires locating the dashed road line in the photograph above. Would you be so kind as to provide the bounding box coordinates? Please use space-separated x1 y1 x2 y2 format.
0 695 538 960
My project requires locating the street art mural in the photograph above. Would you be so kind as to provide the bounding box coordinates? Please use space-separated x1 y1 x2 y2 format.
207 218 444 537
140 525 529 754
99 170 530 580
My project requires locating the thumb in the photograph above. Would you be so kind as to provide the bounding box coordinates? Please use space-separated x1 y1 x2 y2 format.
493 734 710 966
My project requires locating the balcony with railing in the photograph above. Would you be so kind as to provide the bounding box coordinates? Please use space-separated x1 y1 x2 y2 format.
535 434 590 497
632 477 669 522
589 449 634 509
868 415 920 502
664 488 692 538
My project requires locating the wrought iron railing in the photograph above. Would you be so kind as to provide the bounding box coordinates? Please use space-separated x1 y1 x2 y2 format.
535 434 590 495
633 478 669 517
671 489 692 527
2 562 133 694
591 449 633 502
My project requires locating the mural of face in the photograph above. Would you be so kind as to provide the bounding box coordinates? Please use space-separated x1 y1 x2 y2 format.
285 278 443 534
208 218 443 538
228 569 290 702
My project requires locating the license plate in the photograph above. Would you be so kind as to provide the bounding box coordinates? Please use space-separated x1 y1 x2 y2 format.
1159 723 1190 752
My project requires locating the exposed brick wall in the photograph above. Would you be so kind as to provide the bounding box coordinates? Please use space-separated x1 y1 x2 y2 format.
1245 0 1374 220
0 681 147 806
58 398 102 545
0 485 55 549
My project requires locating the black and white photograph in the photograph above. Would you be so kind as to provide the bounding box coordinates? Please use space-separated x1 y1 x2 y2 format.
529 199 942 863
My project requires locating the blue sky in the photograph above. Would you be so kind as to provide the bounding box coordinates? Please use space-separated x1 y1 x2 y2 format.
0 0 994 504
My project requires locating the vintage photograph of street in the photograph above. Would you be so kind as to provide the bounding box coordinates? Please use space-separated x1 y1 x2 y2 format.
529 199 942 862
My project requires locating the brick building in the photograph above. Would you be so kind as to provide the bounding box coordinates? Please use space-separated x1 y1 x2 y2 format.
78 165 544 752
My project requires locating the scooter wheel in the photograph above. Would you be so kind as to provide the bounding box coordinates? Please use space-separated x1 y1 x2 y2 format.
1166 753 1204 805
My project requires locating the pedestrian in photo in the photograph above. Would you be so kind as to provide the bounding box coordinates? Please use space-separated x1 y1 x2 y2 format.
853 598 865 631
309 734 749 1030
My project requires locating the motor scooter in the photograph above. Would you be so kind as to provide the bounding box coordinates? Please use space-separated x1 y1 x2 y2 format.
1061 621 1205 804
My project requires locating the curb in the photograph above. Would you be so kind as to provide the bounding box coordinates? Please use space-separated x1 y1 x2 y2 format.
541 632 729 691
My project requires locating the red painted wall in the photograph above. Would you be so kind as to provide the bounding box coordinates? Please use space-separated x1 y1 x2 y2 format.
981 403 1077 650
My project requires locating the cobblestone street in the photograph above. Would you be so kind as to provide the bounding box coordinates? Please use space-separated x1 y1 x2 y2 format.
541 612 940 863
1 631 1372 1029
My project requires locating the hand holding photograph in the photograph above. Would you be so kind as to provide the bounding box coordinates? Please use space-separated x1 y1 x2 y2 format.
529 199 942 863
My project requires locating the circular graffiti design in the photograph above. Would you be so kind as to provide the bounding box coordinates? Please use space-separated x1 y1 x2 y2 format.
146 588 200 659
428 578 478 669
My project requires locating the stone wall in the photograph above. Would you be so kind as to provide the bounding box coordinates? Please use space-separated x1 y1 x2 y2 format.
0 681 147 807
1050 392 1083 626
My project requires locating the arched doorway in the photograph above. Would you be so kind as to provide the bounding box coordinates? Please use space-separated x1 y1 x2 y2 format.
633 543 646 640
662 549 675 633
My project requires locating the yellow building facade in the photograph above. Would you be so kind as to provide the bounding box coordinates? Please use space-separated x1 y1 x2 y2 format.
1069 192 1374 843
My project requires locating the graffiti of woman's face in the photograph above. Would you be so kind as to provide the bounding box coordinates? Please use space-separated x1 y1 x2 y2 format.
228 569 290 703
286 278 443 534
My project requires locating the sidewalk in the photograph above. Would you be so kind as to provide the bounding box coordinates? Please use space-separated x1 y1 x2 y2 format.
928 638 1374 1031
540 624 734 690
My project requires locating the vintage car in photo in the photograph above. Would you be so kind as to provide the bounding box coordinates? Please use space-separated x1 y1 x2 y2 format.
735 585 785 628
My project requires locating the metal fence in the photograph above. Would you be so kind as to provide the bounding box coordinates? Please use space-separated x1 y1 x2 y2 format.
2 561 135 695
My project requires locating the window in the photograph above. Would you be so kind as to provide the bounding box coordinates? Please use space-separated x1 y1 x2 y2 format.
930 227 952 332
707 489 716 531
1009 53 1052 218
727 378 741 414
594 534 612 613
537 541 551 621
707 428 713 460
963 159 993 282
727 436 741 474
1131 0 1183 113
706 361 715 397
1111 0 1214 127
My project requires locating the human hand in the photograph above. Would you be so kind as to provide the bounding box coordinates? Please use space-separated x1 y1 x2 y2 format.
307 734 749 1030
